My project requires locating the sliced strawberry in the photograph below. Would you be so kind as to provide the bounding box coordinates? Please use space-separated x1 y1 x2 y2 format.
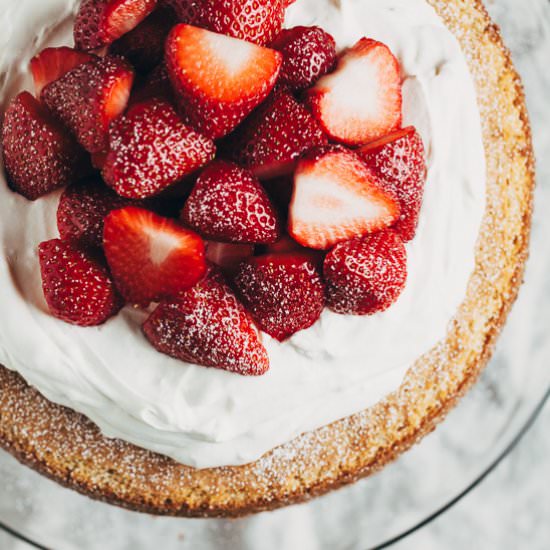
165 24 282 139
182 161 280 244
143 269 269 375
29 47 95 97
102 98 215 198
57 178 137 248
270 26 337 91
74 0 158 51
307 38 402 145
224 91 327 179
324 230 407 315
1 92 90 200
109 7 174 72
234 254 325 341
103 206 207 304
38 239 123 326
288 146 400 250
205 241 255 275
357 126 427 242
41 55 134 153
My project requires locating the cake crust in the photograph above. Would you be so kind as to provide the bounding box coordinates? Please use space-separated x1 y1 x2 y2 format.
0 0 535 517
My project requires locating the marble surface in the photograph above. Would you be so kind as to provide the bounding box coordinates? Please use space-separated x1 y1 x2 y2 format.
0 0 549 548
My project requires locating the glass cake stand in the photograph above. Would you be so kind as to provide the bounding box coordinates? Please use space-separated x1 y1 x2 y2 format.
1 0 549 548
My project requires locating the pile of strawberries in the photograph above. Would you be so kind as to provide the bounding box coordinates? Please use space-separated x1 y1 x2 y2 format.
1 0 427 376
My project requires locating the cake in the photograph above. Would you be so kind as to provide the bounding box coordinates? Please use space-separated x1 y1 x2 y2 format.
0 0 534 518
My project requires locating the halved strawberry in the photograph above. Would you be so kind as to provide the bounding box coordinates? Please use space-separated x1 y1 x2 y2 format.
1 92 90 200
224 91 327 179
41 55 134 153
165 24 282 139
182 161 281 244
288 146 400 250
103 206 207 304
57 178 136 248
143 269 269 375
358 126 427 242
30 47 95 97
206 241 255 275
307 38 402 145
38 239 123 326
234 254 325 341
109 7 174 72
270 26 337 91
74 0 158 51
324 230 407 315
102 98 215 198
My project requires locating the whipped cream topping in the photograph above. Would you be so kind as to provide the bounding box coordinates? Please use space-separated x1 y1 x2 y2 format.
0 0 486 468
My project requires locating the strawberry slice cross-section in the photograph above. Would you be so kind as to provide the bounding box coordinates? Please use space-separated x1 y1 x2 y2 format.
103 206 207 305
165 24 282 139
288 146 400 250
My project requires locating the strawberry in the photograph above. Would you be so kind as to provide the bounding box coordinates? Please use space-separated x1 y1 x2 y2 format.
102 98 215 198
307 38 402 145
259 234 324 269
234 254 325 341
165 24 282 139
182 161 281 244
109 7 174 72
57 178 136 248
223 91 327 179
288 145 400 250
159 0 203 23
103 206 207 304
270 26 337 91
41 55 134 153
38 239 123 326
358 126 427 242
143 269 269 375
323 230 407 315
29 47 95 97
1 92 90 200
205 241 254 275
74 0 158 51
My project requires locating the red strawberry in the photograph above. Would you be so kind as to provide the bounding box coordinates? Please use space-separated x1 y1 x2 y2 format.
102 98 215 198
307 38 402 145
38 239 123 326
270 26 337 91
288 146 400 250
41 55 134 153
159 0 203 23
103 206 207 304
57 178 136 248
234 254 325 341
323 230 407 315
30 47 95 97
74 0 158 51
182 161 280 244
358 126 427 242
143 270 269 375
165 24 282 139
224 91 327 179
109 8 174 72
205 241 254 275
1 92 90 200
259 234 324 268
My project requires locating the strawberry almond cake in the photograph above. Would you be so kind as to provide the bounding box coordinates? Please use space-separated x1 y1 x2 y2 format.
0 0 534 516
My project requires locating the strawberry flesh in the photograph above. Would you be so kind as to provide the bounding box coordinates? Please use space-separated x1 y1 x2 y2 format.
324 230 407 315
143 269 269 375
182 161 281 244
289 145 400 250
102 98 215 198
103 206 207 305
38 239 123 326
234 254 325 341
1 92 90 200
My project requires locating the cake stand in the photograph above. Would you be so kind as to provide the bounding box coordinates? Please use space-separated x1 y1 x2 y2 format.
1 0 549 548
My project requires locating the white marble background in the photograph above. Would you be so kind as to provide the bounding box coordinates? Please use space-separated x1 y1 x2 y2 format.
1 0 549 548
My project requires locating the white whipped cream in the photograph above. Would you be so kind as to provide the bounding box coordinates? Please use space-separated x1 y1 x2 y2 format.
0 0 486 468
